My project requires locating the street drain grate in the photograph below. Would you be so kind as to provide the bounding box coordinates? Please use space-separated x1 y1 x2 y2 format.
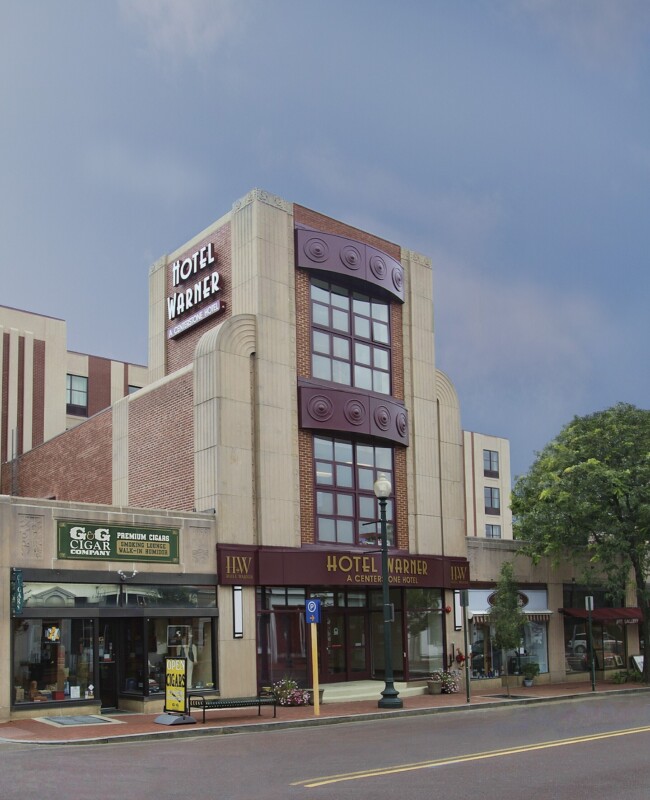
486 694 528 700
38 715 122 727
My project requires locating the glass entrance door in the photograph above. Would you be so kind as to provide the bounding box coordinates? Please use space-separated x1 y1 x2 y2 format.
98 621 117 709
321 611 370 682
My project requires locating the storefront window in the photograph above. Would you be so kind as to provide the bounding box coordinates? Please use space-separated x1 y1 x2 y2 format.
13 618 95 704
22 582 216 608
562 585 627 673
144 617 215 692
564 619 625 673
406 588 444 677
468 588 550 678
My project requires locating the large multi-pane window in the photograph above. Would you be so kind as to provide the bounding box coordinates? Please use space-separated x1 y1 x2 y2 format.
484 487 501 515
314 436 394 546
66 374 88 416
483 449 499 477
311 278 391 395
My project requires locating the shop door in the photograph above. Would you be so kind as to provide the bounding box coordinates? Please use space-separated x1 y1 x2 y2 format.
98 621 118 709
321 611 370 682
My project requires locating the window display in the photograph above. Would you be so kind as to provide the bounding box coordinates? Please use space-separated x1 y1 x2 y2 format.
13 618 95 704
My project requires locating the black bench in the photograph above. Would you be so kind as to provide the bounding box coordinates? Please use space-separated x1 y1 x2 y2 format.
188 694 277 723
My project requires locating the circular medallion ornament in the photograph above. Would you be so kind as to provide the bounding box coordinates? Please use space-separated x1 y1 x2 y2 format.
374 406 391 431
308 395 334 422
304 237 329 263
396 411 408 439
392 266 404 293
344 399 366 426
340 245 362 271
369 254 387 281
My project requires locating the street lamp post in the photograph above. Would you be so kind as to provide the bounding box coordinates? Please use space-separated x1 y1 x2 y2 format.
586 595 596 692
374 474 403 709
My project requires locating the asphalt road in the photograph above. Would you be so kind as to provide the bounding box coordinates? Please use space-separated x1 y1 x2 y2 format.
1 693 649 799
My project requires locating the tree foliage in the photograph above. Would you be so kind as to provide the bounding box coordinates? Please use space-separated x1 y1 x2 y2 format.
511 403 650 680
490 561 526 694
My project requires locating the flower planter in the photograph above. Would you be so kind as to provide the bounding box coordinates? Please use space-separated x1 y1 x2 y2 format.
427 680 443 695
308 688 325 705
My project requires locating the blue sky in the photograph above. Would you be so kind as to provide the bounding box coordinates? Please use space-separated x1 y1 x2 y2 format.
1 1 648 479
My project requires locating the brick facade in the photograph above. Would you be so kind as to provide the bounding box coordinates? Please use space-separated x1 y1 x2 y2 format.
87 355 112 417
127 371 194 511
1 333 8 462
32 339 45 448
293 205 408 549
294 205 401 261
1 410 113 502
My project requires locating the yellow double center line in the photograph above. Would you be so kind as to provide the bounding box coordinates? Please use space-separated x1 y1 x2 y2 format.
292 725 650 788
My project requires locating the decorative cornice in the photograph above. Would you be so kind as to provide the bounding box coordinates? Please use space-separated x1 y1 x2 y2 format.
148 255 168 276
296 227 404 303
401 249 431 268
232 188 292 214
298 381 409 446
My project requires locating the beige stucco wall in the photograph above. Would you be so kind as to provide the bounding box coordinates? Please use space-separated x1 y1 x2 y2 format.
464 430 513 540
466 538 641 683
229 191 300 550
0 494 216 722
0 306 68 451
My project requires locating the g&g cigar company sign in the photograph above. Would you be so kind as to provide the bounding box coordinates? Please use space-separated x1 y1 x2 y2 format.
57 522 179 564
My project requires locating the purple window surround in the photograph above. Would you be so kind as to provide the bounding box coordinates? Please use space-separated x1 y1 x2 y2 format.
313 435 395 547
295 226 404 303
298 381 408 446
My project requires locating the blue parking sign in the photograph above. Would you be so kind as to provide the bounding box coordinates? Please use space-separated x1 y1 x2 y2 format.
306 599 321 624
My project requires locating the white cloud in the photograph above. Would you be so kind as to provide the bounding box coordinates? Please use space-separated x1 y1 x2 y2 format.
119 0 243 62
83 140 204 202
296 145 505 254
434 250 619 390
516 0 650 73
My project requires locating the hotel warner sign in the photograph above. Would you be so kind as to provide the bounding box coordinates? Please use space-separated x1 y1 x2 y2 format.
57 522 179 564
166 240 225 339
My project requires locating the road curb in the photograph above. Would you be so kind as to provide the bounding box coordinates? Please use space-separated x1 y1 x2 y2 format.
7 686 649 747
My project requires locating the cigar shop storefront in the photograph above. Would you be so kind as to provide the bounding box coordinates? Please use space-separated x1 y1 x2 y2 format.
218 544 470 689
3 497 218 721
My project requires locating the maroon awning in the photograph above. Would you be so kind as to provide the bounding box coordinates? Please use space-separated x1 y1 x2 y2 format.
559 607 643 622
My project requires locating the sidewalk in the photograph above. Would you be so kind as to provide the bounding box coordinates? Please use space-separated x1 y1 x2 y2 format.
1 681 646 746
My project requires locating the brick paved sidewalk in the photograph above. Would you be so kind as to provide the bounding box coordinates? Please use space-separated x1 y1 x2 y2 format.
0 681 645 746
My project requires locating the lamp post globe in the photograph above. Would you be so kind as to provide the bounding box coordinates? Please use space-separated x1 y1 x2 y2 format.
373 474 403 709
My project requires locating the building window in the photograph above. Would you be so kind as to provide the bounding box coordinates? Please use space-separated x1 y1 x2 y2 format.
12 618 95 703
484 487 501 515
311 278 391 395
485 524 502 539
66 374 88 416
128 385 141 395
483 449 499 477
314 435 394 546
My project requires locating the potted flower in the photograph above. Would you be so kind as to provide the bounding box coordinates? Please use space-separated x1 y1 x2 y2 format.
440 670 460 694
271 677 311 706
521 662 540 687
427 672 443 695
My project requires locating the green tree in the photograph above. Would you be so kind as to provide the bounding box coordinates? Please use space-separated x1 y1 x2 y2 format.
511 403 650 682
490 561 526 695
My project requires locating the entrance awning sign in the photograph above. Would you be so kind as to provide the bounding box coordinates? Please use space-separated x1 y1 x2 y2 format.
559 607 643 623
217 545 470 588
